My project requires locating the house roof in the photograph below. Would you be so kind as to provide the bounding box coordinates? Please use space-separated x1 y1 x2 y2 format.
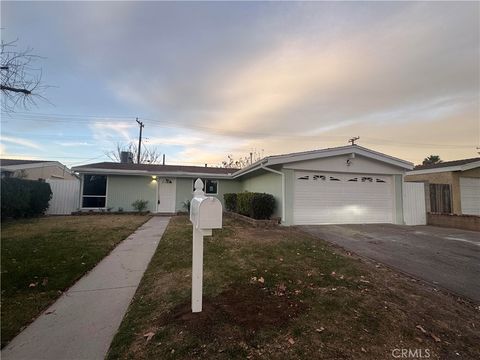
413 157 480 170
0 159 66 172
73 145 413 179
232 145 414 178
0 159 53 167
407 157 480 175
72 162 239 178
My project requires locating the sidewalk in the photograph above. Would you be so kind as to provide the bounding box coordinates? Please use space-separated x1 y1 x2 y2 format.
2 216 170 360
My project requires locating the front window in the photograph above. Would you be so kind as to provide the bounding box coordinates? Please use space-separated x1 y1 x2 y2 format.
205 179 218 194
192 179 218 195
82 174 107 208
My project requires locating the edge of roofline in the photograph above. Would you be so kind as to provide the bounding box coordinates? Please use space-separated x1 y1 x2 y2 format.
232 145 413 177
73 167 235 178
407 160 480 175
0 161 66 171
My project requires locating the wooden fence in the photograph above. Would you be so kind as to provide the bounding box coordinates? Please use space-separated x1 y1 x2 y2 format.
429 184 452 214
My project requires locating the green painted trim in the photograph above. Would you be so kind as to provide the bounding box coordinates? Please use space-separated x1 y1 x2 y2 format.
282 168 295 226
394 174 404 224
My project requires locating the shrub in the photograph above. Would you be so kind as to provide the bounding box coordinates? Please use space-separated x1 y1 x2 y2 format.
235 192 276 220
1 178 52 219
132 200 149 213
237 192 254 216
223 193 237 212
250 193 276 220
182 200 191 212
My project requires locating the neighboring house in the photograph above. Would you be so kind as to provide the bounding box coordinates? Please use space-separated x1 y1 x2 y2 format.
73 145 414 226
0 159 78 181
405 158 480 216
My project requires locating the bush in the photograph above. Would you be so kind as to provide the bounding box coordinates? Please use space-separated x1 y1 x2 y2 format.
250 193 276 220
182 200 191 212
235 192 276 220
223 193 237 212
132 200 149 213
1 178 52 219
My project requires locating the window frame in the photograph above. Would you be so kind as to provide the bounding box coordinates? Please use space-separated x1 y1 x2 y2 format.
81 174 108 209
192 178 219 195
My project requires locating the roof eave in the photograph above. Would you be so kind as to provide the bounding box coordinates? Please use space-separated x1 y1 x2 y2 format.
407 160 480 175
279 146 412 169
73 167 234 178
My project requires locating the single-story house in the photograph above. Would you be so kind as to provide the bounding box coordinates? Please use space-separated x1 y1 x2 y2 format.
72 145 414 225
405 157 480 216
0 159 77 181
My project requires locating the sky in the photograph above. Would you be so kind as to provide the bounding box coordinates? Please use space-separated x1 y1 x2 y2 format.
1 1 479 167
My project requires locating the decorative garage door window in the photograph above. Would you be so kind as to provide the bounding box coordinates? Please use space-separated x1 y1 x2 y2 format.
82 174 107 208
296 173 390 184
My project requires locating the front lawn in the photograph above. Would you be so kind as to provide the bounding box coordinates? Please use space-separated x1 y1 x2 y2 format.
1 214 150 347
107 216 480 360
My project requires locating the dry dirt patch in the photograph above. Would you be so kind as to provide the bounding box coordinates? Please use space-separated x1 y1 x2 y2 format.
163 284 306 342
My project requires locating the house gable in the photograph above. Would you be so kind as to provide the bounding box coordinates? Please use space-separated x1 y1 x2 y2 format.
283 153 406 175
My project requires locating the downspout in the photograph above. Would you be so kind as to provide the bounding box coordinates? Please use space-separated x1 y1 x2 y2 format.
260 163 285 223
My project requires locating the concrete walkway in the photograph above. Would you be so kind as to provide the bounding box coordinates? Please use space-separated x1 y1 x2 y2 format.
2 216 170 360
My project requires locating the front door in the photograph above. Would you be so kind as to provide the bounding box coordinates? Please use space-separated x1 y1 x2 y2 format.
157 178 176 213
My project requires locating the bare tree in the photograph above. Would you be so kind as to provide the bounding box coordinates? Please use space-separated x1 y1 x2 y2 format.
106 142 162 164
1 39 48 112
221 149 264 169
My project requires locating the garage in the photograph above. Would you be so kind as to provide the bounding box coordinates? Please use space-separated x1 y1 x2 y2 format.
460 177 480 216
293 171 394 225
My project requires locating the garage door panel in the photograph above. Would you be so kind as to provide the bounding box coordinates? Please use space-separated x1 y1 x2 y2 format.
460 177 480 216
293 171 394 225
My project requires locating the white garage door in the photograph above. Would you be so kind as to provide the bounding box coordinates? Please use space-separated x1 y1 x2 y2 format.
293 171 394 225
460 177 480 216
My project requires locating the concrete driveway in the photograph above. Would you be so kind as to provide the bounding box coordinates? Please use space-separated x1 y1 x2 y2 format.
300 224 480 303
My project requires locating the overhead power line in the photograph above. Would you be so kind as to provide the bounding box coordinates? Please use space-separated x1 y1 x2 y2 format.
1 111 477 150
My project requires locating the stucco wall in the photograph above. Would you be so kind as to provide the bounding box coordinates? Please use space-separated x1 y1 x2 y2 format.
284 154 406 175
175 178 241 212
107 175 157 212
240 170 283 218
14 165 77 181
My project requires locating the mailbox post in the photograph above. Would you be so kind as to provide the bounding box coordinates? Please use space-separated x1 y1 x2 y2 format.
189 178 222 312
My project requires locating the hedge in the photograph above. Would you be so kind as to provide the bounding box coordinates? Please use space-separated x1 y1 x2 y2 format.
223 193 237 212
1 178 52 219
224 192 275 220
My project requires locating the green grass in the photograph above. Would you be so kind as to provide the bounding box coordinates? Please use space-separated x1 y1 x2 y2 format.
1 214 150 347
107 216 480 360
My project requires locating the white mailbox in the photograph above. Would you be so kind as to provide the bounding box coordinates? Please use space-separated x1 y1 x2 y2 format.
189 178 223 313
190 196 222 230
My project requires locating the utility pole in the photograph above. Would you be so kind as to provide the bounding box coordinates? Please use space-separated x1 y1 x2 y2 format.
348 136 360 146
136 118 144 164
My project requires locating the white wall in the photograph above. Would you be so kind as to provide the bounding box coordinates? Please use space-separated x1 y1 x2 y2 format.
403 182 427 225
46 179 80 215
284 154 406 175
